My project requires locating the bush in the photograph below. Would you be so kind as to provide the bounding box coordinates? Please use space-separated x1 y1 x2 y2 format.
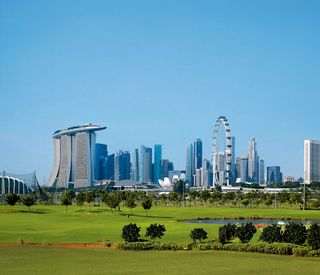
218 223 237 244
118 241 182 251
282 223 307 245
145 224 166 240
122 223 141 242
307 224 320 250
190 228 208 243
259 225 283 243
236 223 257 243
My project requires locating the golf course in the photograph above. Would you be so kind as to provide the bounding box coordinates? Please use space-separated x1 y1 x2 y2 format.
0 204 320 274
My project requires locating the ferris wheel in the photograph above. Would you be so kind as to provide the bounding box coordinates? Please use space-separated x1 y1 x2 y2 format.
212 116 232 186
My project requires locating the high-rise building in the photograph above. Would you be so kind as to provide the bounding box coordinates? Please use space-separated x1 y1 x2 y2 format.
94 143 108 180
194 139 202 171
304 140 320 184
230 136 236 184
154 144 162 184
195 168 202 187
239 154 249 182
259 159 265 184
202 159 212 188
139 145 152 183
266 166 282 184
185 143 194 186
131 148 139 182
46 124 106 188
248 138 259 182
114 151 130 182
161 159 169 178
105 153 115 180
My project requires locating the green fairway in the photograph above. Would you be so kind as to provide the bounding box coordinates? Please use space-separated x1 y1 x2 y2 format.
0 204 319 244
0 247 319 275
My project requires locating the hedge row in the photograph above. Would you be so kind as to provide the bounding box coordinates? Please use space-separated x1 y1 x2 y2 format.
118 241 320 257
118 242 183 251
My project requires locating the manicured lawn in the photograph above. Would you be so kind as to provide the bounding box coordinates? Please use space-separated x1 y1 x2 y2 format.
0 247 319 275
0 204 319 244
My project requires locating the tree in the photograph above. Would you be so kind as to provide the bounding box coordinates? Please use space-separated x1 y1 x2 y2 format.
190 228 208 243
22 196 36 213
189 190 199 206
86 191 95 209
307 224 320 250
264 198 273 208
75 192 86 207
61 192 73 213
168 192 179 205
142 197 152 216
5 194 20 213
236 223 257 243
145 223 166 240
259 224 283 243
241 198 249 208
106 192 121 214
200 190 211 204
122 223 141 242
173 179 185 194
282 223 307 245
218 223 237 244
125 195 137 215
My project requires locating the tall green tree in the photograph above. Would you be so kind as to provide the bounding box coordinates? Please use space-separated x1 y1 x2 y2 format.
5 194 20 213
61 192 73 213
75 192 86 207
145 224 166 240
142 197 152 216
86 191 95 209
125 195 137 215
22 196 36 213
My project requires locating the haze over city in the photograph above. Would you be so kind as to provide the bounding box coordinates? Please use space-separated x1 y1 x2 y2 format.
1 0 320 182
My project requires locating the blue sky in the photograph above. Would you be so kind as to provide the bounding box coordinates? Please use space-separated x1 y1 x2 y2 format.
1 0 320 183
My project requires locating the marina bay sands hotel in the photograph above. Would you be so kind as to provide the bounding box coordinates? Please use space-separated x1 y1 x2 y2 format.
46 124 106 188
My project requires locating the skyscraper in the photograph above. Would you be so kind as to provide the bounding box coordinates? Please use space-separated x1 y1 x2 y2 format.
94 143 108 180
185 143 194 186
230 136 236 184
267 166 282 185
304 140 320 183
105 153 115 180
194 139 202 171
131 148 139 182
202 159 212 188
239 154 249 182
248 138 259 182
46 124 106 188
154 144 162 184
259 159 265 184
114 151 130 182
139 145 152 183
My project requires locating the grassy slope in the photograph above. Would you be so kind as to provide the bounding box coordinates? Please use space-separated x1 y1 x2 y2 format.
0 204 319 244
0 247 319 275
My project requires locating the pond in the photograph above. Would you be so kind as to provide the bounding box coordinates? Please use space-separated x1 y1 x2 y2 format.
182 219 320 225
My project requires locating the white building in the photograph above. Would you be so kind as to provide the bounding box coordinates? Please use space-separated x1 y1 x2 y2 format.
46 124 106 188
304 140 320 184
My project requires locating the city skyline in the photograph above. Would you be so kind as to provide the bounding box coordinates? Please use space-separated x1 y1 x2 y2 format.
1 1 320 182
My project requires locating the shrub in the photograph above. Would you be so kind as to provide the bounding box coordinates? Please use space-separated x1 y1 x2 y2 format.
282 223 307 245
307 224 320 250
190 228 208 243
118 242 182 251
292 246 312 257
259 224 283 243
145 224 166 240
122 223 141 242
236 223 257 243
218 223 237 244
